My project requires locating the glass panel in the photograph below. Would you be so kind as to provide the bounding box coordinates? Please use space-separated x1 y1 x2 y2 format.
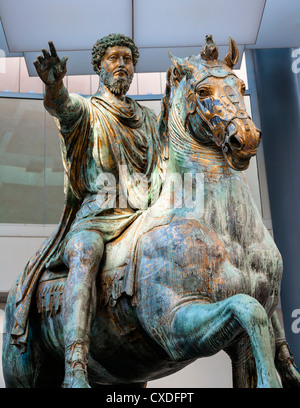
233 53 249 89
44 111 65 224
20 57 43 94
67 75 91 95
0 57 20 92
243 95 261 215
160 72 167 93
0 49 6 73
91 75 99 94
138 100 161 116
127 74 138 95
137 72 162 95
0 98 44 223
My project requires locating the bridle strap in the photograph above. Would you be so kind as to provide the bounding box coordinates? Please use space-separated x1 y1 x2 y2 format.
193 101 250 150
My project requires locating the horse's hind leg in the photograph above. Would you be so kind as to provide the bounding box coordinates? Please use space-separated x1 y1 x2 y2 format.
225 337 257 388
163 294 281 388
271 311 300 388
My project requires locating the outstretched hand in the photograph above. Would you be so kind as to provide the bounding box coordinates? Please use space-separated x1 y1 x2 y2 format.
34 41 68 86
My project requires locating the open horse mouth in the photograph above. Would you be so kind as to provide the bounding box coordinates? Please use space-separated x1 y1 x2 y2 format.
221 125 262 171
223 144 256 171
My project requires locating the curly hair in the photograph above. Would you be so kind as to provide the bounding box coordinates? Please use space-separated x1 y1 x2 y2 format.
91 33 139 74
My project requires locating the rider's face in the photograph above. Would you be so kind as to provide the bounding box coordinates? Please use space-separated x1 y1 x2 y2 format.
101 46 134 78
99 46 134 96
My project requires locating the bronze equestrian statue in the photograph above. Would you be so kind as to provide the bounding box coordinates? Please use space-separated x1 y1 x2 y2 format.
2 34 300 388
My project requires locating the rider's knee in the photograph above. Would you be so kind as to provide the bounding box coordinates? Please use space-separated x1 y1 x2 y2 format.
63 230 104 267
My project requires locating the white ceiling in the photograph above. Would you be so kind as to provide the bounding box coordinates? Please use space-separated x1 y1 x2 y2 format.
0 0 299 76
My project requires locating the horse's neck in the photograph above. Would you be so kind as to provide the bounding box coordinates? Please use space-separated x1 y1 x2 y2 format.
162 100 264 238
167 101 237 178
163 139 264 246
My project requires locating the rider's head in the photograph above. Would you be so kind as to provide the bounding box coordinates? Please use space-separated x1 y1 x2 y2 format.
91 34 139 96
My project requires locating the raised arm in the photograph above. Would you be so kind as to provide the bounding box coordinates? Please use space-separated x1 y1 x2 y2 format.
34 41 70 117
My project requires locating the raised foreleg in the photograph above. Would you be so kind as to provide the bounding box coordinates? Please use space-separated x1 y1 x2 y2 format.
160 294 281 388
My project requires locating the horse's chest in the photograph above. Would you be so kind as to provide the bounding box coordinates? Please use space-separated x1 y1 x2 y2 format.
198 180 283 306
170 177 283 307
215 241 282 307
171 220 282 311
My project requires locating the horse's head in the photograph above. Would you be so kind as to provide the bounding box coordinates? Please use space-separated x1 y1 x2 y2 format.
165 35 261 171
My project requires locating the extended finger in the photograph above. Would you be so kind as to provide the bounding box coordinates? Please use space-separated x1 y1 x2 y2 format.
42 48 50 59
48 41 58 58
33 60 42 71
60 56 68 67
36 55 44 64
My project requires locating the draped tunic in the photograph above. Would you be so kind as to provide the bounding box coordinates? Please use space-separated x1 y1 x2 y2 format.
11 91 164 350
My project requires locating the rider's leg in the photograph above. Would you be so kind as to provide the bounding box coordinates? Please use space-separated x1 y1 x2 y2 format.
62 229 104 388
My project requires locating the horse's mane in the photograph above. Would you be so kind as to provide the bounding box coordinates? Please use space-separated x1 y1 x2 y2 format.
157 65 184 162
157 68 171 161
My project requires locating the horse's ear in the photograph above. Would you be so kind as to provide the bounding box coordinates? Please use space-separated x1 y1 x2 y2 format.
168 50 194 79
223 37 239 68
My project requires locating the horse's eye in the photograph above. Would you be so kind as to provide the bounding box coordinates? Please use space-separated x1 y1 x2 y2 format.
241 82 246 95
196 87 211 98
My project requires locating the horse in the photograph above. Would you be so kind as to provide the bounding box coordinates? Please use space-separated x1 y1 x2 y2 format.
3 36 300 388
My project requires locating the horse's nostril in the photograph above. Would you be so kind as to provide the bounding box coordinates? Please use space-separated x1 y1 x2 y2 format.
228 135 243 150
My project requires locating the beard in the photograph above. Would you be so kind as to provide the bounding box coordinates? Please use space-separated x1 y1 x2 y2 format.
100 67 133 96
